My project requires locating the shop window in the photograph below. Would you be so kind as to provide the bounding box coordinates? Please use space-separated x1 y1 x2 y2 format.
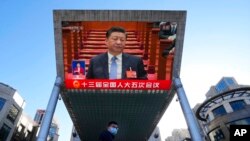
0 124 11 141
208 128 225 141
7 105 19 123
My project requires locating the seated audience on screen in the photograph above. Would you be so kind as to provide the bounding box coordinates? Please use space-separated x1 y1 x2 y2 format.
159 22 177 57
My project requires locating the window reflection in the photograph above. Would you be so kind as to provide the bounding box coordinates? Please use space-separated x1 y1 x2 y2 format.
212 105 227 119
227 117 250 127
0 97 6 111
7 104 19 123
230 100 246 111
0 124 11 141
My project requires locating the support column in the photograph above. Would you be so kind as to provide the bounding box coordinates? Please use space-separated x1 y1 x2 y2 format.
37 76 62 141
173 77 204 141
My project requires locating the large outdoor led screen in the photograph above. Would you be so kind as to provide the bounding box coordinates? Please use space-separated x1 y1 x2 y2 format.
62 21 176 89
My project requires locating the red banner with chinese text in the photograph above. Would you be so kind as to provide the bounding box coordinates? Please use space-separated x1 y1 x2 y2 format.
65 79 171 90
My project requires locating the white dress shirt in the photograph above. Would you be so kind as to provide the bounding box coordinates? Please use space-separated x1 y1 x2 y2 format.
108 52 122 79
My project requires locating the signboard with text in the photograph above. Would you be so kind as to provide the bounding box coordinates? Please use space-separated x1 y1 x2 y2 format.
65 79 171 90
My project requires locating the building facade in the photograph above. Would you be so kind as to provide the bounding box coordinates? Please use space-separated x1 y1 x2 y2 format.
11 113 39 141
34 109 59 141
0 82 25 141
165 128 191 141
196 77 250 141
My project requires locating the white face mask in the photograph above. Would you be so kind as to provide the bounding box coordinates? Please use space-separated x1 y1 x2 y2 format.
108 127 118 135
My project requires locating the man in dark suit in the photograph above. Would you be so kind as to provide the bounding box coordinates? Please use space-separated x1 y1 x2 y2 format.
86 26 147 79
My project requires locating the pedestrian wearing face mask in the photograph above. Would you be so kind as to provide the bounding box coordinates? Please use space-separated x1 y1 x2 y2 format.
99 121 119 141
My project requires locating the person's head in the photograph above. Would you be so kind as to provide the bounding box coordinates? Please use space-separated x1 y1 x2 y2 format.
107 121 119 135
76 63 81 68
105 26 127 56
163 22 171 30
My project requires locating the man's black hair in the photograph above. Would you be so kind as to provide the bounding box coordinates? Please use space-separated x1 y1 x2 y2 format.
108 121 118 126
106 26 127 38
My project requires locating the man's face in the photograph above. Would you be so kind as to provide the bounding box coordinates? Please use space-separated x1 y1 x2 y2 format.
106 32 126 55
77 63 80 68
107 123 119 135
163 25 171 30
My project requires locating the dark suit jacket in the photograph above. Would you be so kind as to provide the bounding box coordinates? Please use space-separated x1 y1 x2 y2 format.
86 53 147 79
159 25 177 39
159 28 175 39
99 130 114 141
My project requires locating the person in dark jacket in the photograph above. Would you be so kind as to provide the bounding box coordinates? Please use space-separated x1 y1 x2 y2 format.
99 121 119 141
